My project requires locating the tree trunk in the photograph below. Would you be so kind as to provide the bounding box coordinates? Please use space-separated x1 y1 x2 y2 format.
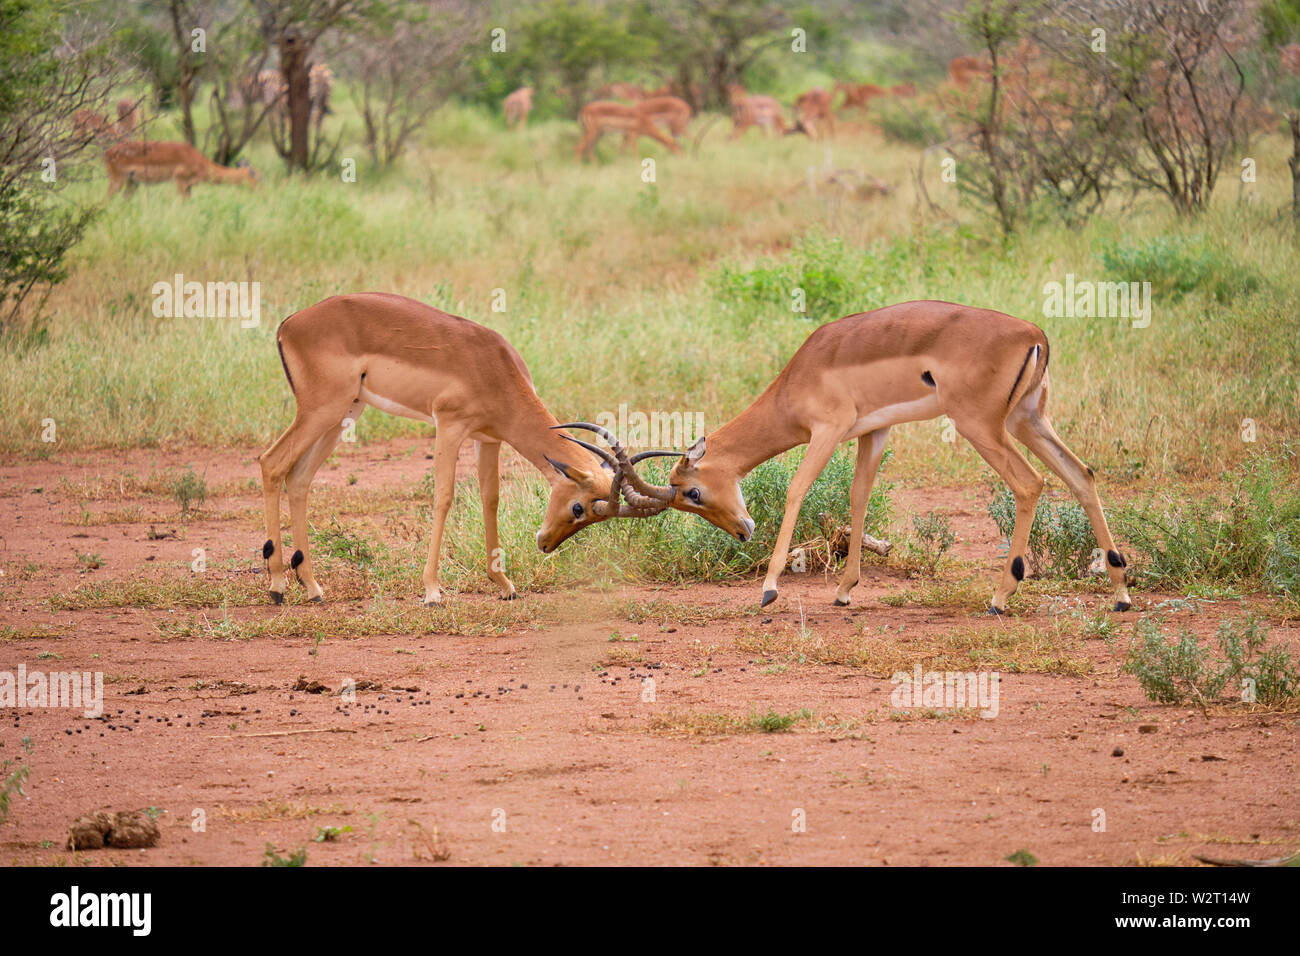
1290 113 1300 221
168 0 197 146
279 30 312 172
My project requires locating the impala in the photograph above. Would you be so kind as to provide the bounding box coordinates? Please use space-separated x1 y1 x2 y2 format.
104 141 259 198
607 300 1134 615
728 84 787 138
595 81 647 101
503 86 534 128
116 99 139 137
834 81 887 112
792 87 835 139
260 293 661 606
622 95 692 148
576 99 682 159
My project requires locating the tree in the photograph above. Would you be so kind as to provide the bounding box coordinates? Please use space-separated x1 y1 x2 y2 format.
250 0 377 171
0 0 117 337
628 0 791 110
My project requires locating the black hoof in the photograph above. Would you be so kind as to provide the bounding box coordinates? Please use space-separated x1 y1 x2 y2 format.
1114 601 1131 612
987 605 1004 616
310 595 323 604
833 598 849 607
500 592 518 601
761 589 778 608
270 591 284 605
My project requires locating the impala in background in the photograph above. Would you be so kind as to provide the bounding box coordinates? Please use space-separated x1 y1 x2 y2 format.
103 141 259 198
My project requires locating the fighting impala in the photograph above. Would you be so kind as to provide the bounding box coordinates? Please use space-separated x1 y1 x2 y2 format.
592 300 1134 615
259 293 662 606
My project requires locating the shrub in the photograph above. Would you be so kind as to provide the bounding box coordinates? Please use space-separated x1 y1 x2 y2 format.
988 485 1095 578
873 99 946 147
171 468 209 517
908 511 956 573
1097 234 1260 304
1123 615 1299 710
1116 451 1300 595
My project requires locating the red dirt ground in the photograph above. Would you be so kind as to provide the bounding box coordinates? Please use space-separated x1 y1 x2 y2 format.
1 442 1296 866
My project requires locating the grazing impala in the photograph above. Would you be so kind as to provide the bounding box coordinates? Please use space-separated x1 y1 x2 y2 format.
503 86 534 128
260 294 662 606
622 95 692 148
104 141 259 198
834 81 887 112
576 99 682 159
792 87 835 139
728 84 787 138
605 301 1134 615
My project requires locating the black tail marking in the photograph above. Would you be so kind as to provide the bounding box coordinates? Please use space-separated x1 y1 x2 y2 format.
277 339 295 394
1007 347 1035 406
921 370 936 387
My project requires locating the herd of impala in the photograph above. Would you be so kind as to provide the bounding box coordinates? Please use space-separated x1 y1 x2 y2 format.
78 56 1144 615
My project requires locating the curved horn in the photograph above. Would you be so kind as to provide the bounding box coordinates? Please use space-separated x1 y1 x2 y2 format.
556 422 676 503
552 426 623 516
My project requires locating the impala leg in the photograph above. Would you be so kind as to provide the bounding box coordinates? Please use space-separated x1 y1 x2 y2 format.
259 400 359 603
421 424 468 606
1010 386 1132 611
644 124 682 154
285 405 361 602
834 428 890 606
476 440 516 600
761 432 842 608
956 420 1044 614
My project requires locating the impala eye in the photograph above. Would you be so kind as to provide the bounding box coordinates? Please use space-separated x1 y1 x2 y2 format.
572 503 585 520
686 488 702 504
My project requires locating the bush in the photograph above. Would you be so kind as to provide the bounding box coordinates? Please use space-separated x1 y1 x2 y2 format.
988 485 1095 578
908 511 956 573
1097 234 1260 304
1123 615 1299 709
1116 451 1300 596
873 99 946 147
710 231 911 321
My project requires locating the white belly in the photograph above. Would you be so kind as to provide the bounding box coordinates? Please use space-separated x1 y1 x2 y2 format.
358 385 437 425
846 394 943 439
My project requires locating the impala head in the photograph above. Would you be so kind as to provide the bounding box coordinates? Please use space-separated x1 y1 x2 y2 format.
619 435 756 544
534 423 674 553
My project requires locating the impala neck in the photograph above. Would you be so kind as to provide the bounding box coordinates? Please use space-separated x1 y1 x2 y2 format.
705 382 804 478
500 394 604 484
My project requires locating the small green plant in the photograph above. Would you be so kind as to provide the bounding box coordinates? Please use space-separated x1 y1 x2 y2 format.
1005 849 1038 867
310 518 376 570
172 467 209 517
314 825 353 842
0 760 30 823
1123 615 1299 711
908 511 956 573
262 843 308 867
750 708 812 733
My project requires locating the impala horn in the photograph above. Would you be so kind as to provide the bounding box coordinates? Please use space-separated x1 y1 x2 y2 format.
553 422 677 512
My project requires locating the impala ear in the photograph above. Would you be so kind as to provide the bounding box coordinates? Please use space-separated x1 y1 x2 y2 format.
546 456 593 488
682 435 706 466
